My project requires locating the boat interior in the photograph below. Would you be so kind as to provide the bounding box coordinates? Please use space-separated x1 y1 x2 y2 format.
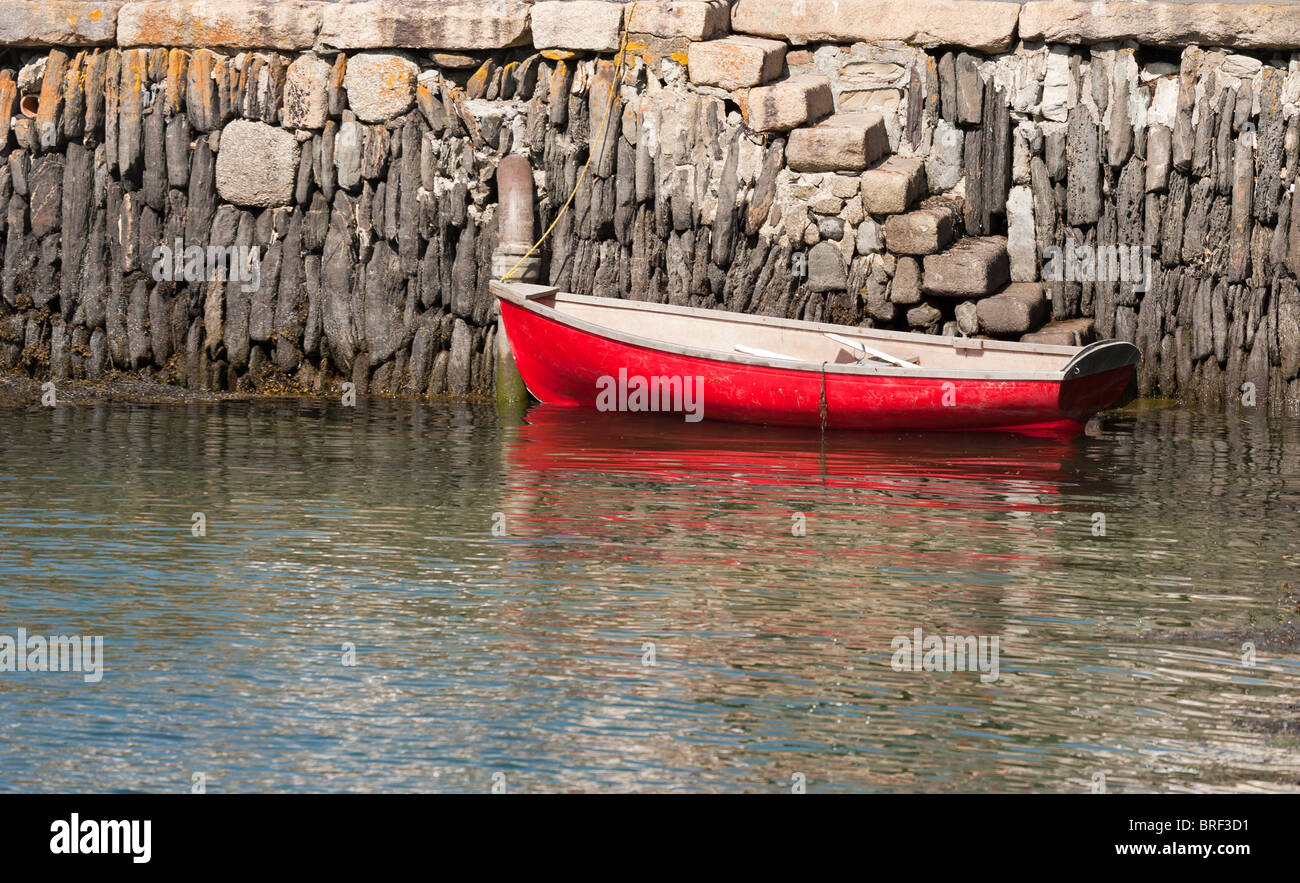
493 282 1084 376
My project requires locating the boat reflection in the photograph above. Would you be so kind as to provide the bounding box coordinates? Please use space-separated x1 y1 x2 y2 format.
505 403 1097 499
496 404 1115 576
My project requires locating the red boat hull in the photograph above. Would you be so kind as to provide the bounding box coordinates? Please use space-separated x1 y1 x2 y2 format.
498 296 1136 435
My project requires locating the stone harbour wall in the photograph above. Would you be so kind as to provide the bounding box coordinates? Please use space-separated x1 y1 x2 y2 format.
0 0 1298 408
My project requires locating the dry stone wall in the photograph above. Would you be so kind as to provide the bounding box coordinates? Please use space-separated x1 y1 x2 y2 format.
0 0 1298 408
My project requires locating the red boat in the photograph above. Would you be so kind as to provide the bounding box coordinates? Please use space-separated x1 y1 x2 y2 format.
492 281 1139 434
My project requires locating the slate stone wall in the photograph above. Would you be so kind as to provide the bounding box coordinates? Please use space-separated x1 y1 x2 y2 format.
0 1 1298 408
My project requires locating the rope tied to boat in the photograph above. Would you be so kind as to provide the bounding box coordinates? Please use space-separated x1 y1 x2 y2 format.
819 362 829 433
502 2 640 283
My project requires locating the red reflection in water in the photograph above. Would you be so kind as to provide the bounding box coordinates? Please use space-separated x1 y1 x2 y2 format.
507 404 1083 503
488 406 1105 698
495 404 1099 577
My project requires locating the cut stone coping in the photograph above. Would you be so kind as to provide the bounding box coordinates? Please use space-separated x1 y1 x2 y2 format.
5 0 1300 54
317 0 532 51
69 1 534 52
731 0 1022 54
627 1 730 41
118 0 323 50
531 1 625 52
0 1 122 47
1020 1 1300 51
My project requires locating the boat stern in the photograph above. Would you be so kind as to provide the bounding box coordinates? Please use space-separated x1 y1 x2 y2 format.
1057 340 1141 424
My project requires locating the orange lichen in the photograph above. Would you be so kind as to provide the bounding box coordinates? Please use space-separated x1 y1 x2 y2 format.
465 64 491 96
165 49 189 113
373 60 416 105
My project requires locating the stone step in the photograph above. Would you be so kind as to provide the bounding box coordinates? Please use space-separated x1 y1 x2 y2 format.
882 206 955 256
922 236 1010 298
975 282 1049 337
1021 318 1097 347
741 74 832 133
787 111 888 172
687 35 787 91
860 155 927 216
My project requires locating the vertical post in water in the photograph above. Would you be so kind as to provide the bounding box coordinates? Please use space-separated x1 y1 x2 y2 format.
492 154 539 413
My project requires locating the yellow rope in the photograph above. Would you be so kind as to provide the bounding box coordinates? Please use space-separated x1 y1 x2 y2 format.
503 1 639 282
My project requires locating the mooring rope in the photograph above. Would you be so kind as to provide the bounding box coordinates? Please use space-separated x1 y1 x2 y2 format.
819 362 829 433
503 1 640 282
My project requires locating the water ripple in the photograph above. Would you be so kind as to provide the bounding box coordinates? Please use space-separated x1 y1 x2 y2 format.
0 400 1297 792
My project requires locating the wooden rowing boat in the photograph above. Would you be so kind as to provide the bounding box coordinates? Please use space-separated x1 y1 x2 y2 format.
491 280 1140 434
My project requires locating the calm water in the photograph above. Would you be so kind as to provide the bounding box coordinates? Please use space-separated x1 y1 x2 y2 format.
1 399 1298 793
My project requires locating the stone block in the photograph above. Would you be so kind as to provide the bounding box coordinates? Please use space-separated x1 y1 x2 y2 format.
860 155 926 215
0 1 121 46
856 219 884 255
215 120 299 206
1020 318 1096 347
1020 1 1300 51
343 53 419 123
882 207 954 255
890 256 923 304
923 236 1010 298
317 1 532 50
629 1 730 41
731 0 1021 54
907 302 942 329
807 240 847 291
118 1 322 50
532 1 625 52
1005 185 1037 282
282 54 331 129
742 75 832 133
976 282 1049 336
787 112 887 172
688 36 785 91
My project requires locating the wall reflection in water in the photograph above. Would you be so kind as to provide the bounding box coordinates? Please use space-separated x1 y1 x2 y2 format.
0 400 1296 792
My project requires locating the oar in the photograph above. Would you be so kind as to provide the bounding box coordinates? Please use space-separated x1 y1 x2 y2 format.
735 343 802 361
824 333 919 369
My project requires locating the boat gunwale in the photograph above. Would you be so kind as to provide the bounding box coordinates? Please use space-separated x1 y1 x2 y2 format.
492 281 1082 383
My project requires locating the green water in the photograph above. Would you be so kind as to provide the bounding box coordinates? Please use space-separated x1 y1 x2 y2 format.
0 399 1297 792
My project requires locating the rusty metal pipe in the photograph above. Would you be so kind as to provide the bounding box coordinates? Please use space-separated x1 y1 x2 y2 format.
496 154 535 252
492 154 538 408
